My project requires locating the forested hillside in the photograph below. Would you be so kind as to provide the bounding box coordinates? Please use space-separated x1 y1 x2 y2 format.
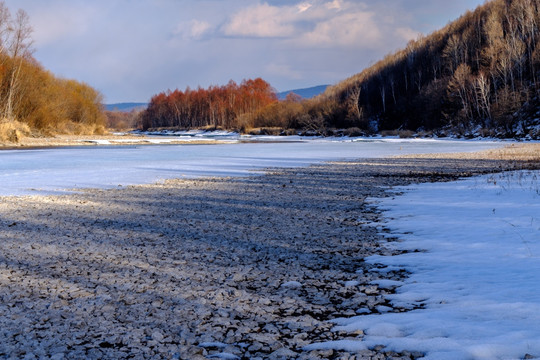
0 2 105 142
315 0 540 138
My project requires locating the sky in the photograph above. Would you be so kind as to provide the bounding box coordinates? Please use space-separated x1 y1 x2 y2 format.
4 0 486 103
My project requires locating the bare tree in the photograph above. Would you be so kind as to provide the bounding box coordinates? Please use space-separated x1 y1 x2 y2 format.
388 73 397 105
3 8 33 121
448 64 473 121
475 72 492 126
379 82 386 113
443 34 464 73
347 85 363 121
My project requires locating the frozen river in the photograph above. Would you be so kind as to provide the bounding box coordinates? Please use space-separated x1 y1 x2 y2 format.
0 138 504 196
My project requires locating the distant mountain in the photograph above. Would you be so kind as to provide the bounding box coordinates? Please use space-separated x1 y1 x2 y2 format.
277 85 329 100
105 102 148 112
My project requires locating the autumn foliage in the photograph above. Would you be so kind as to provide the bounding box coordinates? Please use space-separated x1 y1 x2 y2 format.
0 2 105 142
141 78 277 131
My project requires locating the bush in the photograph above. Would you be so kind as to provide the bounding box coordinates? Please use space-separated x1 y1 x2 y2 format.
248 127 282 135
398 130 415 138
0 120 31 143
344 127 365 137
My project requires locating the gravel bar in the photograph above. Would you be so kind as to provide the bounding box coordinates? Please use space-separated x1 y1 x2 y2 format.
0 157 535 360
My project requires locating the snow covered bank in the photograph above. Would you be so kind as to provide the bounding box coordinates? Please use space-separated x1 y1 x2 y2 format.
309 170 540 359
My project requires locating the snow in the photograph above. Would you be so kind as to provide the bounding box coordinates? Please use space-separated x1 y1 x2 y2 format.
309 170 540 359
0 138 502 197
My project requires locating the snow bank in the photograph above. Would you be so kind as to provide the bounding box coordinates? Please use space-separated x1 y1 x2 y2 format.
312 170 540 359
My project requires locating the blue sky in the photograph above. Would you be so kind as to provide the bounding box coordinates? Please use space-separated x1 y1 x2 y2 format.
5 0 485 103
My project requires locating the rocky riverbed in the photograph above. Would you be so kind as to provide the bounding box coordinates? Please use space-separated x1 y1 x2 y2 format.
0 157 535 359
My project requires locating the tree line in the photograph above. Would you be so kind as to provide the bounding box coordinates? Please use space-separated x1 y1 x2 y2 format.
140 78 277 131
0 2 105 142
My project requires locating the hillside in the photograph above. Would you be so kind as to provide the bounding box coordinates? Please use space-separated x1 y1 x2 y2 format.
314 0 540 138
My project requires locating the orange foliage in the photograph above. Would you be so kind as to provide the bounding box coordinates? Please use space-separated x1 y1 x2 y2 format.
141 78 277 130
0 2 106 138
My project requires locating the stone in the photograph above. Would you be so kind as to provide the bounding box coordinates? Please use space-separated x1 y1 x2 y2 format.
268 347 299 359
0 158 504 359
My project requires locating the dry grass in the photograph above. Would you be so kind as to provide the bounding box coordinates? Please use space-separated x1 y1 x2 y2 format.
397 143 540 162
245 127 283 136
51 121 108 136
0 120 31 143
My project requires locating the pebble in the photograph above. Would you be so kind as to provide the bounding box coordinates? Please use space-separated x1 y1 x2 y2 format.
0 158 511 359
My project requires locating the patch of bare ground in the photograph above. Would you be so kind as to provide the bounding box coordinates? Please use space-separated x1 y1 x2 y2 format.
0 156 539 359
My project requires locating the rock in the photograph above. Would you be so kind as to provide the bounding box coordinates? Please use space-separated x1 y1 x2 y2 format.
0 158 494 359
151 330 164 343
281 281 303 289
268 347 299 359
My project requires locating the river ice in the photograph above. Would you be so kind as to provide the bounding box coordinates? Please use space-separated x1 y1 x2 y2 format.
0 138 503 196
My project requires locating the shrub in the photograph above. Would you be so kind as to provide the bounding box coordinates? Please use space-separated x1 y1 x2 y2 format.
0 120 31 143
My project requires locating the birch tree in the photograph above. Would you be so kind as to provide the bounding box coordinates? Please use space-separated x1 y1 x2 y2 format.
2 8 33 121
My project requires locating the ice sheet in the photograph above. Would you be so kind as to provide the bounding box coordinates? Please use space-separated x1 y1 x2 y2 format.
0 138 502 196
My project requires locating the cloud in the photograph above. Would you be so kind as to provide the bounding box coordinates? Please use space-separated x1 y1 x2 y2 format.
174 19 213 40
326 0 342 10
298 11 381 48
222 3 298 38
297 2 312 13
222 1 382 48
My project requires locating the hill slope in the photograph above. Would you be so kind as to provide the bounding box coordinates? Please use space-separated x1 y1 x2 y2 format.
315 0 540 138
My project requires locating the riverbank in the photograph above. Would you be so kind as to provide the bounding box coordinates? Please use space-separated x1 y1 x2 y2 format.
0 134 230 148
0 149 539 359
1 132 534 150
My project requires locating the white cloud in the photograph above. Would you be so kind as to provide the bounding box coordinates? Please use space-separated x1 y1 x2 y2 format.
297 2 312 13
222 1 381 48
174 19 213 40
326 0 342 10
298 11 381 48
222 3 297 38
